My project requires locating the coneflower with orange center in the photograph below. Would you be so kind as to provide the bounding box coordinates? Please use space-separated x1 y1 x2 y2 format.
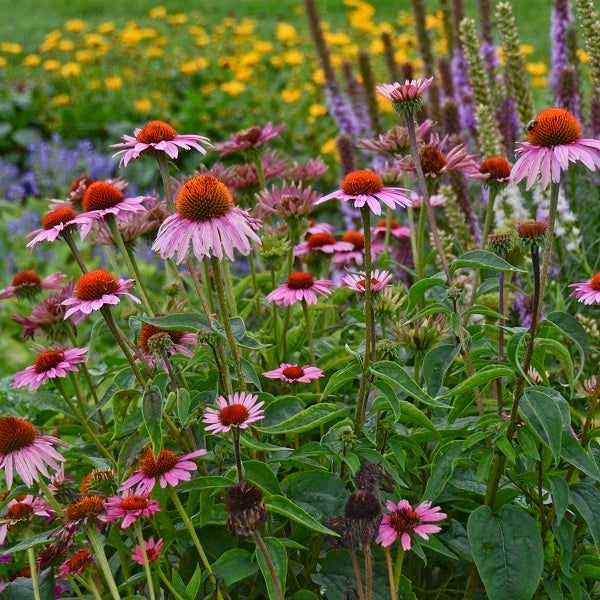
294 232 353 256
0 271 66 300
266 272 334 306
105 493 161 528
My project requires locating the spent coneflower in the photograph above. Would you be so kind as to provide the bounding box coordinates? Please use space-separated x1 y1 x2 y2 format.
105 493 161 529
58 549 93 577
515 220 548 246
61 270 140 321
343 269 393 294
111 120 211 167
214 123 284 157
511 108 600 189
267 272 334 306
262 363 324 384
569 273 600 305
132 537 163 566
11 347 87 392
223 480 267 536
152 174 261 263
0 271 66 301
255 182 319 220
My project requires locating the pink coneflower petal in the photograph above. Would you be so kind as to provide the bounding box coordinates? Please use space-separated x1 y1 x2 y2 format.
569 273 600 304
202 392 265 435
343 269 393 293
214 122 284 157
132 537 163 566
263 363 324 383
267 272 333 306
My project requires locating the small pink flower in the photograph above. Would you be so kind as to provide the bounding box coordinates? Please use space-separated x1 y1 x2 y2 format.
111 120 211 167
410 191 447 209
11 347 87 392
0 495 52 544
0 416 66 489
294 232 353 256
152 174 261 263
511 108 600 190
306 222 335 235
376 77 434 105
371 219 410 239
58 549 93 577
263 363 324 384
332 231 384 267
61 270 140 321
203 392 265 435
255 182 319 220
0 271 66 300
214 123 284 157
105 493 161 529
376 499 446 550
343 269 393 293
316 170 411 216
569 272 600 304
283 157 328 181
119 448 207 496
132 537 163 566
267 272 334 306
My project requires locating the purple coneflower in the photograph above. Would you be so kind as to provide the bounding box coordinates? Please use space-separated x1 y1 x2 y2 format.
58 549 93 578
371 219 410 239
139 323 196 359
263 363 324 384
332 231 383 266
111 120 211 167
214 123 284 157
294 232 353 256
511 108 600 189
306 222 335 235
283 157 328 181
343 269 393 293
152 174 260 263
376 77 434 113
119 448 207 496
62 270 140 320
569 272 600 304
26 207 85 249
0 271 66 300
11 347 87 392
105 493 161 528
255 182 319 220
203 392 265 435
316 170 411 216
376 499 446 550
0 416 66 488
267 272 334 306
476 157 512 189
0 495 52 544
132 538 163 566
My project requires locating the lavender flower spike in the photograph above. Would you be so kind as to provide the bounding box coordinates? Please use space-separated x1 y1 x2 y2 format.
550 0 574 90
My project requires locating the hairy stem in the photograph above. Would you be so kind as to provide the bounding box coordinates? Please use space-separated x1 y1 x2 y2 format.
251 529 284 600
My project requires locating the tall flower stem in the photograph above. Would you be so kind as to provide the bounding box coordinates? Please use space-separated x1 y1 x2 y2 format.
247 254 262 325
100 306 147 389
251 529 284 600
232 429 244 481
157 566 186 600
211 256 246 391
156 153 175 213
349 547 366 600
496 270 506 415
106 215 154 316
415 199 428 281
301 299 320 393
393 546 404 593
384 547 396 600
270 267 279 360
364 543 373 600
27 544 41 600
38 477 63 516
355 207 374 433
87 526 122 600
62 229 88 273
84 574 104 600
222 260 239 317
134 520 156 600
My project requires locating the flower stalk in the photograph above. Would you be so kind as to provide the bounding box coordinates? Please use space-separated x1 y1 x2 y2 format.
134 520 156 600
87 526 123 600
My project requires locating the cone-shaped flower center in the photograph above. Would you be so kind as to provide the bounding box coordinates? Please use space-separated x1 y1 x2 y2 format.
224 480 263 513
527 108 581 147
83 182 124 212
341 171 384 196
307 233 336 248
6 502 33 520
389 507 420 532
419 145 446 175
590 273 600 291
480 157 511 180
0 417 36 454
42 207 77 230
76 270 119 300
33 350 64 373
12 270 42 288
375 219 401 229
80 469 115 493
136 120 177 144
70 176 94 194
139 324 184 353
286 272 315 290
282 366 304 379
341 231 364 250
141 448 178 478
237 126 263 144
357 278 380 289
219 404 250 426
121 495 149 511
176 175 234 222
66 549 92 570
65 495 104 522
515 221 547 240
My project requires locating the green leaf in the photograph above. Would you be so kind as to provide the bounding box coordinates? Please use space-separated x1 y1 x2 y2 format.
320 361 360 400
451 250 525 273
256 403 347 434
423 343 460 396
549 475 569 525
176 388 192 425
211 548 258 587
141 386 163 458
138 313 210 332
406 276 446 312
285 471 347 523
468 505 543 600
2 568 55 600
547 310 589 362
177 476 234 492
370 361 449 408
560 432 600 481
520 387 563 461
212 316 267 348
444 366 514 399
243 461 281 495
423 440 463 501
569 482 600 552
239 357 262 390
266 495 338 536
256 537 287 600
0 531 56 556
533 337 574 388
186 565 202 600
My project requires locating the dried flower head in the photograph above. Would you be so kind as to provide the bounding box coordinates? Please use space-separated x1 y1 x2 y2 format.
224 480 267 536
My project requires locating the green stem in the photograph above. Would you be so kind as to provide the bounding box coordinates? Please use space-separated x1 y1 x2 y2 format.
87 526 122 600
211 256 246 391
232 428 244 481
62 229 88 273
301 299 320 393
38 477 63 516
106 214 154 315
222 259 238 317
157 566 186 600
383 206 393 265
253 155 267 190
69 577 89 600
406 205 418 278
271 267 279 360
393 546 404 593
251 529 284 600
416 200 427 281
83 573 104 600
365 543 373 600
27 545 41 600
247 254 262 325
156 153 175 212
134 520 156 600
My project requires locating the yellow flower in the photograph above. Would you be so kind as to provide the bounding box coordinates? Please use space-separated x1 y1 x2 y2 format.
148 6 167 18
526 62 547 77
377 95 393 113
53 94 71 106
145 47 164 58
577 48 590 64
324 32 351 45
75 50 94 63
312 69 325 85
134 98 152 113
532 77 547 88
234 67 253 81
195 33 210 47
84 33 105 47
321 137 338 156
65 19 87 32
253 40 272 54
0 57 6 68
98 22 115 34
426 12 443 30
105 76 123 90
240 51 261 66
276 22 297 43
89 79 101 89
280 88 301 103
58 39 74 51
167 14 187 25
220 80 245 95
201 82 217 94
398 12 414 26
234 19 256 36
330 54 342 67
178 57 209 75
283 50 304 65
23 54 41 67
1 42 22 54
520 44 534 56
394 50 408 64
40 39 58 52
269 55 284 68
43 59 61 71
189 26 206 36
60 62 81 77
370 38 384 54
309 103 327 117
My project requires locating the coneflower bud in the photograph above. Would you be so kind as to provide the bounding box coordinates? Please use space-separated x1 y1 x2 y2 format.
344 490 382 546
147 331 174 357
224 480 267 536
515 221 547 247
376 338 400 362
487 232 514 256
